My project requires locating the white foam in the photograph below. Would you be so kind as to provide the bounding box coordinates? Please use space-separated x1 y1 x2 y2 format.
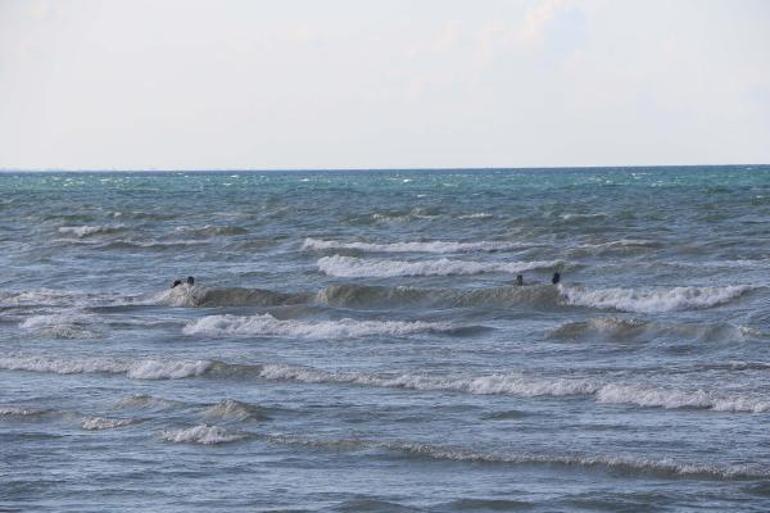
0 289 127 308
559 212 607 221
303 238 516 253
0 355 212 380
596 384 770 413
0 355 129 375
371 208 438 222
58 224 124 238
125 359 212 379
152 284 201 307
318 255 563 278
559 284 751 313
80 416 137 430
0 405 47 417
0 289 85 307
577 239 658 250
183 313 455 338
256 364 598 397
160 424 246 444
458 212 494 220
19 312 102 339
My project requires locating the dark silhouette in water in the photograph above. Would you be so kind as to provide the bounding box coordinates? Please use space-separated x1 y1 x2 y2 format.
515 274 524 286
171 276 195 288
552 272 560 285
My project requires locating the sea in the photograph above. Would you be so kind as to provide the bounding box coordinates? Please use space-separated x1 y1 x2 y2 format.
1 166 769 512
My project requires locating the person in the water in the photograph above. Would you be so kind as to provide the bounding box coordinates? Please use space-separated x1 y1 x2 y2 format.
170 276 195 288
552 272 560 284
515 274 524 286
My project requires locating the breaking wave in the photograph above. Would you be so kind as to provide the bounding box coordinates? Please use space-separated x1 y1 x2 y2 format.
19 313 102 339
595 384 770 413
0 405 49 417
0 355 213 380
154 285 309 308
303 238 519 253
256 364 598 397
559 284 752 313
80 416 138 430
160 424 247 445
57 224 125 238
6 356 769 414
182 313 461 338
0 289 124 308
318 255 564 278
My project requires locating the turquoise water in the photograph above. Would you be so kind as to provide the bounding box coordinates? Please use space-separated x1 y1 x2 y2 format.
1 166 769 512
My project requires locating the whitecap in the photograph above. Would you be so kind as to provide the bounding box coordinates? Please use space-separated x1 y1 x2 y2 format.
183 313 456 338
559 284 751 313
318 255 563 278
0 355 213 380
303 238 517 253
57 224 124 238
80 416 138 430
256 364 598 397
19 312 102 339
596 383 770 413
0 405 48 417
160 424 246 445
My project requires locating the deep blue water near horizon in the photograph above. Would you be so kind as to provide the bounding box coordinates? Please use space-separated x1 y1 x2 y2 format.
1 165 769 512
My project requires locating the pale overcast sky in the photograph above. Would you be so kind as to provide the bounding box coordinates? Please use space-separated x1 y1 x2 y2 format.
1 0 768 170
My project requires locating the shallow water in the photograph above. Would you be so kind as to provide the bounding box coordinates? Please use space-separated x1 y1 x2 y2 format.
1 166 769 512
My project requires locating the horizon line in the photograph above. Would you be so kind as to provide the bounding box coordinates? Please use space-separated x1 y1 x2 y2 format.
0 163 766 173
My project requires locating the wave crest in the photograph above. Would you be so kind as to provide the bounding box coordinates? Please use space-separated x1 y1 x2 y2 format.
202 399 270 421
267 435 763 479
160 424 247 444
318 255 564 278
19 313 102 339
559 284 751 313
58 224 125 238
0 355 213 380
596 384 770 413
80 416 138 430
303 238 519 253
550 317 760 342
153 285 307 307
317 283 559 309
183 313 459 338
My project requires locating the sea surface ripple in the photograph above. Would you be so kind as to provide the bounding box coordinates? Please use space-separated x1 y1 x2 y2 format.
1 166 769 512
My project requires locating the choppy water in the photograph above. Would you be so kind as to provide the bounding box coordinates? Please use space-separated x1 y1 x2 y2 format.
1 166 769 512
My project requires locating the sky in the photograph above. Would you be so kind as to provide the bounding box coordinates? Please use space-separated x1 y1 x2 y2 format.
0 0 768 170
